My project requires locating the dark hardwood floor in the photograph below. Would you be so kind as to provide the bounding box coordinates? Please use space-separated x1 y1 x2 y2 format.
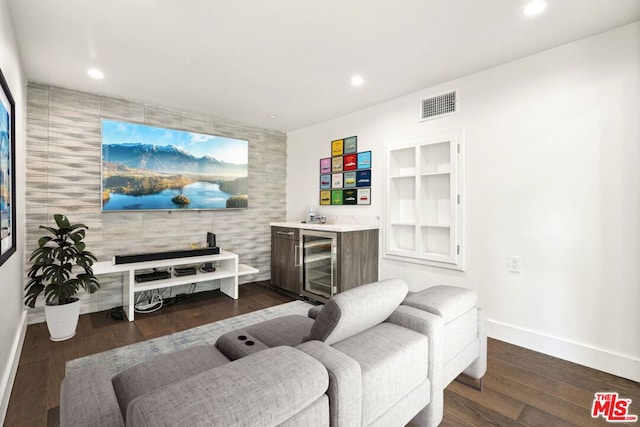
5 282 639 426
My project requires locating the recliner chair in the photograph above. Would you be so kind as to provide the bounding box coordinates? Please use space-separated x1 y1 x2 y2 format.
216 279 446 426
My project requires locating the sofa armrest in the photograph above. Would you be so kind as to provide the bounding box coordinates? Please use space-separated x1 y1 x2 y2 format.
215 330 271 360
388 305 445 427
297 340 362 427
308 304 323 319
60 367 124 427
126 346 329 427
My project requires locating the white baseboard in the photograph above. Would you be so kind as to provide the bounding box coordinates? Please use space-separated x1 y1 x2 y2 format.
0 309 28 425
488 319 640 383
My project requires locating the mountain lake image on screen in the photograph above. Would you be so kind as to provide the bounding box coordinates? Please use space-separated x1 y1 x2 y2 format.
101 119 249 211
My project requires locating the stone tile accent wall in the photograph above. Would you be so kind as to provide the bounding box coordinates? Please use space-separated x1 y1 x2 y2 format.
25 83 287 323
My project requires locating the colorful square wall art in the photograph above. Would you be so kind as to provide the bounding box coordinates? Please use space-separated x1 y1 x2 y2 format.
316 135 371 208
320 158 331 174
343 154 357 171
343 172 356 188
357 188 371 205
331 190 343 205
320 174 331 189
332 156 343 172
320 190 331 205
332 139 344 156
343 189 357 205
331 173 343 188
344 136 357 154
356 170 371 187
357 151 372 169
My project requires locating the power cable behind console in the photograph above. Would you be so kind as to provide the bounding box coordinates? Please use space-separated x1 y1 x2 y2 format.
134 291 163 313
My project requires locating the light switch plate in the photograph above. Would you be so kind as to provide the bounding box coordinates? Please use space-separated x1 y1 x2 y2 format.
508 256 521 273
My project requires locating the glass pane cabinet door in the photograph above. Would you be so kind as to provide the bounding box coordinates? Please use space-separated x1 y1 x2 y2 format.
300 231 336 302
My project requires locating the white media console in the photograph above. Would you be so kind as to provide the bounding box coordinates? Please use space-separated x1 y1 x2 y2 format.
92 250 258 321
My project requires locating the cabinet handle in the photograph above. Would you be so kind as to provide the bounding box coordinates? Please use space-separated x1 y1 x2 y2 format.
277 231 295 236
294 245 300 267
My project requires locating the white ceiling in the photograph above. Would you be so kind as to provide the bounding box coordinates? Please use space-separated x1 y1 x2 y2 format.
6 0 640 133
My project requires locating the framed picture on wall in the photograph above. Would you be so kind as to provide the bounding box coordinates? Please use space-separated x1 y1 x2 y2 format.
343 171 356 188
332 156 343 172
357 151 372 169
331 173 343 188
320 190 331 205
0 68 16 267
320 174 331 189
356 169 371 187
320 158 331 174
343 189 357 205
331 190 343 205
344 136 357 154
357 188 371 205
332 139 344 156
343 153 357 171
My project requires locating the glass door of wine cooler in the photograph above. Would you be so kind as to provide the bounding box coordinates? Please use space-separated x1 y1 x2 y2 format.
299 230 337 303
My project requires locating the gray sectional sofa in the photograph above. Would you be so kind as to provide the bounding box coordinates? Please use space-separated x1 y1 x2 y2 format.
62 345 333 427
60 279 486 426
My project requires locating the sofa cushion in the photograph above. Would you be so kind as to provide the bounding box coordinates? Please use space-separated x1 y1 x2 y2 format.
308 279 408 345
126 346 329 427
111 345 229 418
60 367 124 427
332 322 429 425
403 285 477 322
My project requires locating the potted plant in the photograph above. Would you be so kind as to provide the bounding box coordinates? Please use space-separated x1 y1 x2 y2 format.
24 214 100 341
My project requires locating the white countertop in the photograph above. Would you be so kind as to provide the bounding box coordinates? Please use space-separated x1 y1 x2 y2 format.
271 221 378 232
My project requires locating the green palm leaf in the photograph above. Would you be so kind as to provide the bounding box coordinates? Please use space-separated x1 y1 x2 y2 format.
25 214 100 307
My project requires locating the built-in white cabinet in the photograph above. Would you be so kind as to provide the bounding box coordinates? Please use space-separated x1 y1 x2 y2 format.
384 131 464 270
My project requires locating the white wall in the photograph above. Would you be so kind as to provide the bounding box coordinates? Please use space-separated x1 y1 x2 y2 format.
0 0 27 421
287 22 640 381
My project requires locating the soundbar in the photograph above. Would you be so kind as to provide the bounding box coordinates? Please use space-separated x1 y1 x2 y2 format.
114 247 220 265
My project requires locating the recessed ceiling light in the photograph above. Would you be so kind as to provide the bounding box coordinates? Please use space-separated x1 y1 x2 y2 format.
351 75 364 87
269 114 278 119
523 0 547 16
87 68 104 79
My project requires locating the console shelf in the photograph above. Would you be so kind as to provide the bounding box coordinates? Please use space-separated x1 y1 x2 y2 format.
93 250 258 321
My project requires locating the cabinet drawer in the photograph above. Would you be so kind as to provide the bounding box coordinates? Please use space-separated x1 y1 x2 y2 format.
273 227 299 241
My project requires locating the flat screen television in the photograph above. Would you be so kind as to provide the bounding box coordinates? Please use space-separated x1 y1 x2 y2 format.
101 119 248 211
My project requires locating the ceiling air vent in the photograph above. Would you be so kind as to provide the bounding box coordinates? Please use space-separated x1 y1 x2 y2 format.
420 90 457 121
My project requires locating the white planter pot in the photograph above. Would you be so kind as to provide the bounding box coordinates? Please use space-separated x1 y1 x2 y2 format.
45 298 80 341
